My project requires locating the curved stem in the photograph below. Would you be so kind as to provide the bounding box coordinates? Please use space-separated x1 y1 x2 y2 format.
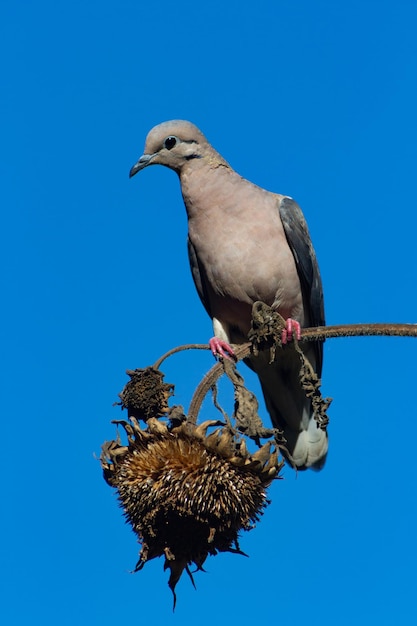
187 344 249 423
153 343 210 370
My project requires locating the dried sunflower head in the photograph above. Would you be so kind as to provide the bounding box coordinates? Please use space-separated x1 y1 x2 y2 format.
117 367 174 421
101 416 283 607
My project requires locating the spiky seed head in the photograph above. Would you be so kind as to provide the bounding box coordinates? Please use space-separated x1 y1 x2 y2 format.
101 417 283 605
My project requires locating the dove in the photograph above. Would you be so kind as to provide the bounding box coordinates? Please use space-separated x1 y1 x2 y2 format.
130 120 327 469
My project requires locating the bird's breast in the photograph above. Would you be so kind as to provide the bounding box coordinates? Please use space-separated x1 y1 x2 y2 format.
185 177 304 329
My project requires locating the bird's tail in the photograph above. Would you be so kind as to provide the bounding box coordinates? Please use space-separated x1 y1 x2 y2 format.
251 348 328 470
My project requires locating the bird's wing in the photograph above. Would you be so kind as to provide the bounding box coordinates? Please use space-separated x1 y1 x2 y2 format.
278 196 325 375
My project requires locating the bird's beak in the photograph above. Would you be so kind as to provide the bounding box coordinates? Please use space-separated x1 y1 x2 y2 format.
129 153 154 178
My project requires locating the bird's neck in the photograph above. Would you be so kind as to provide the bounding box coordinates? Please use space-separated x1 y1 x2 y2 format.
179 155 242 219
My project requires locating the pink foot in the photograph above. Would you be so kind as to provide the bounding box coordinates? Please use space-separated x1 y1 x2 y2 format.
209 337 236 360
281 318 301 344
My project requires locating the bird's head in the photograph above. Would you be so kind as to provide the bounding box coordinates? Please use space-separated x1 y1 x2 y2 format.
129 120 210 177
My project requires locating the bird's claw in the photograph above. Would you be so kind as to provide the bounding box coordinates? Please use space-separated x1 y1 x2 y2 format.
281 318 301 344
209 337 236 360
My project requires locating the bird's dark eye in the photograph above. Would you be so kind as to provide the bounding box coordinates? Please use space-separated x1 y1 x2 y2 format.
164 136 177 150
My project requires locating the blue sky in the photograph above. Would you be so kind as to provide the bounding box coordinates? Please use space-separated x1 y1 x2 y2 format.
2 1 417 623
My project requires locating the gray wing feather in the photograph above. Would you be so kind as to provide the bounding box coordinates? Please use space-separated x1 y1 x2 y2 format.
279 196 325 376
